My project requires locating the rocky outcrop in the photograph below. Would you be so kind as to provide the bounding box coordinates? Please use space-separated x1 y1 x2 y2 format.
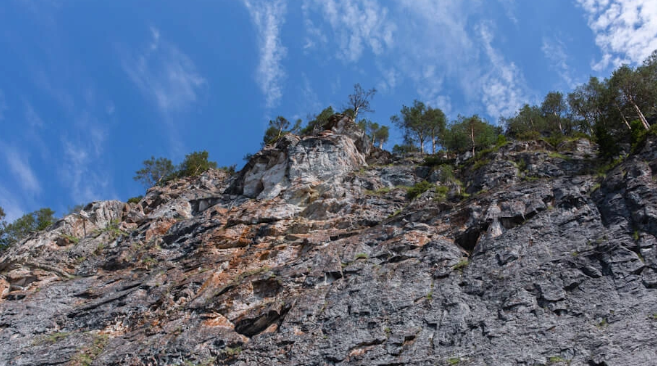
1 123 657 366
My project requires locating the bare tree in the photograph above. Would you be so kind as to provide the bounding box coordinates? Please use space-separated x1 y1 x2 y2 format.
346 84 377 120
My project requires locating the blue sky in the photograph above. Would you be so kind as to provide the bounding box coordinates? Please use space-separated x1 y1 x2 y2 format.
0 0 656 221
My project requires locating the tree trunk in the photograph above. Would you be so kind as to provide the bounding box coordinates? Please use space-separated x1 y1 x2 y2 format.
379 140 383 149
630 100 650 130
431 136 436 154
615 105 632 130
418 133 425 155
554 112 563 134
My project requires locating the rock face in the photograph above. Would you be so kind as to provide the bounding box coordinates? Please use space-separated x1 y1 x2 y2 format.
2 120 657 366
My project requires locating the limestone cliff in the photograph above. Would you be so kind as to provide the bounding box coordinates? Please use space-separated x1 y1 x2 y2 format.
1 115 657 365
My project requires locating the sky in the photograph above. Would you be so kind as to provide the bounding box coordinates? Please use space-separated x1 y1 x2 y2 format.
0 0 656 221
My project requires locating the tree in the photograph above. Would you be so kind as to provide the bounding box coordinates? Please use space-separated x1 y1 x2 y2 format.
357 119 380 144
423 106 447 154
568 77 608 133
0 208 56 248
134 156 176 188
541 91 569 134
178 151 218 177
503 104 546 138
271 116 290 139
394 100 430 154
610 65 651 130
346 84 377 120
374 125 389 148
301 106 335 135
263 117 302 146
445 115 498 156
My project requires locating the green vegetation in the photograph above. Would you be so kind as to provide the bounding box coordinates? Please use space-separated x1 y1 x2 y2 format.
354 253 369 260
453 259 469 271
134 150 234 189
547 356 567 364
358 119 389 148
262 116 301 146
34 331 71 345
406 181 433 200
434 185 449 202
72 333 109 366
61 234 80 244
127 195 143 204
447 357 461 365
223 346 242 357
0 207 56 250
365 187 392 196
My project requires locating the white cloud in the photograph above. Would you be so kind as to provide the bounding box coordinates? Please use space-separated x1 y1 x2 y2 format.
121 27 206 112
2 145 41 195
576 0 657 70
0 184 23 222
478 24 528 118
243 0 288 108
542 37 577 89
427 95 453 117
24 102 44 129
302 0 396 63
60 138 114 204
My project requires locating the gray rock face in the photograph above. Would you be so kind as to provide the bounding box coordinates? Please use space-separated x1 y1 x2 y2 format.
2 130 657 366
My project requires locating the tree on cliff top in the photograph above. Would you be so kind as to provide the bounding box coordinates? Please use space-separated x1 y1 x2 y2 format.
134 156 176 188
0 208 56 249
345 84 376 120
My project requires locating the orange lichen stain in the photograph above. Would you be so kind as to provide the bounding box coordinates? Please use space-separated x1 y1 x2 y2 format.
293 327 305 336
348 346 373 358
201 313 234 329
144 219 176 242
261 323 278 334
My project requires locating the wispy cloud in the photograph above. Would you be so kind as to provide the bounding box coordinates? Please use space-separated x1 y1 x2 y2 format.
24 101 45 129
542 37 577 89
0 184 24 222
302 0 396 63
122 27 206 113
478 23 528 118
60 136 114 205
243 0 288 109
576 0 657 70
2 145 41 195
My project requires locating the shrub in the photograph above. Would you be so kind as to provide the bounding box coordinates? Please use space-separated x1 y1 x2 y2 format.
631 123 657 153
434 185 449 202
453 259 469 271
436 165 456 183
517 130 541 141
127 196 143 204
406 181 433 200
178 151 218 177
595 123 621 160
423 154 450 167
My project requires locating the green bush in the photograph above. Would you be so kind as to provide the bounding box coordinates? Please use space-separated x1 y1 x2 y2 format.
127 196 143 204
517 130 541 141
595 123 621 160
423 155 450 167
436 165 455 183
406 181 433 200
631 122 657 153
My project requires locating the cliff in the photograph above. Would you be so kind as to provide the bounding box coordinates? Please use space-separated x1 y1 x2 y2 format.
1 115 657 365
